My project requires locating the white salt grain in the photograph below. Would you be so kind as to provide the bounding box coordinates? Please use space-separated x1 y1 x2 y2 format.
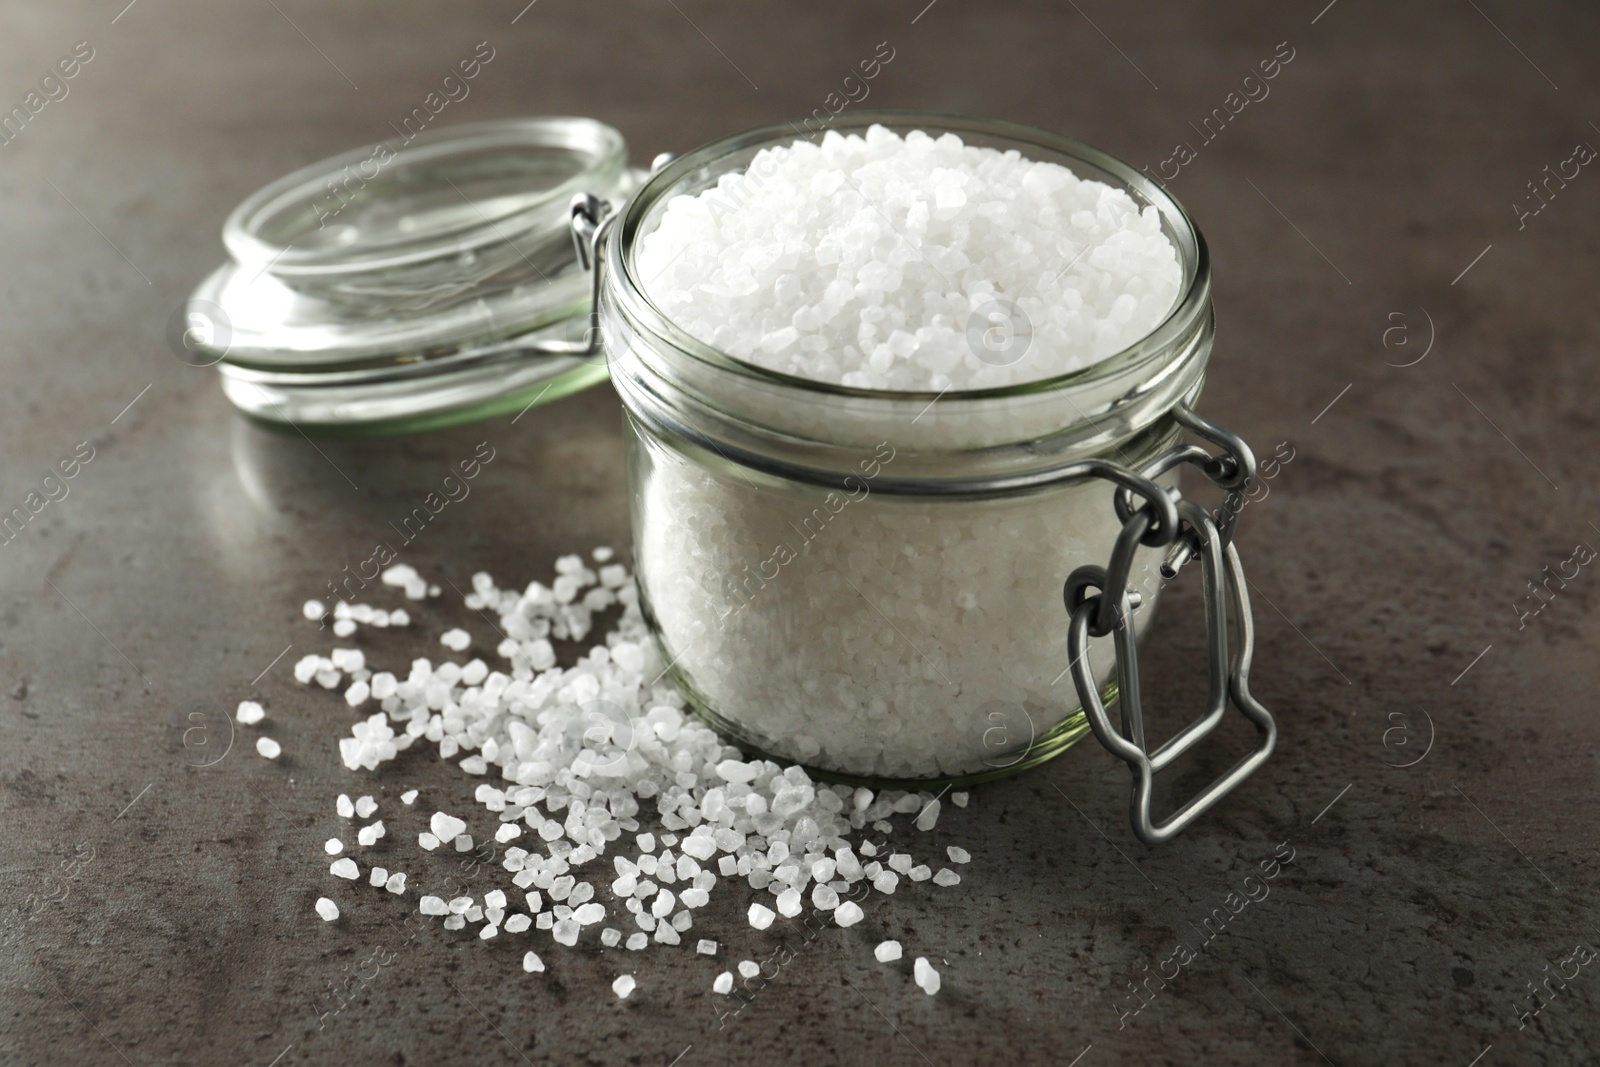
355 796 377 818
874 940 902 962
612 974 636 999
951 792 969 808
523 951 545 973
401 789 418 805
696 939 718 955
418 832 441 851
369 866 388 887
626 932 648 951
236 701 265 725
303 599 326 621
933 868 961 887
440 629 471 652
335 794 354 818
908 865 932 883
834 901 864 928
357 820 385 846
324 838 343 855
601 927 622 947
256 737 281 760
747 903 775 930
315 897 339 921
947 846 971 864
915 800 940 832
386 872 407 895
506 914 532 933
914 957 941 995
419 896 446 915
330 858 358 880
737 960 760 979
713 972 734 994
430 812 466 841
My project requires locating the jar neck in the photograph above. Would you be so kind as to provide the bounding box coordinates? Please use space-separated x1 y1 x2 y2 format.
604 274 1212 492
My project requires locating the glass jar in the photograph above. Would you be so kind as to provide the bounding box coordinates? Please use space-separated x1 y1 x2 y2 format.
601 113 1217 784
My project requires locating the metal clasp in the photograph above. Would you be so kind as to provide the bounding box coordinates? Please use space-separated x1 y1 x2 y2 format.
1065 402 1277 844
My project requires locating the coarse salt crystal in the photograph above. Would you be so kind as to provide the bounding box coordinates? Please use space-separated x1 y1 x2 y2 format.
713 972 733 994
330 858 358 880
430 812 466 841
834 901 864 928
256 737 281 759
747 903 775 930
355 796 377 818
737 960 760 979
336 794 354 818
612 974 636 999
357 820 385 846
696 939 718 955
401 789 418 805
933 868 961 887
418 832 441 851
523 951 545 973
914 957 941 995
947 845 971 864
324 838 343 855
875 940 902 962
369 866 388 887
386 872 407 894
315 897 339 921
236 701 265 725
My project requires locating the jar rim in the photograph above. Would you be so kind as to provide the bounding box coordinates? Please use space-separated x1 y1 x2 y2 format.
610 109 1211 403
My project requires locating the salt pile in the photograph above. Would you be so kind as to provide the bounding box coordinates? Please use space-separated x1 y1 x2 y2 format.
302 553 960 1000
638 124 1180 391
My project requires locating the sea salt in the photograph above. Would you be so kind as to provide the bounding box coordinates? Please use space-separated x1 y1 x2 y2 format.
304 553 990 994
933 868 960 887
256 737 280 760
638 125 1179 391
236 701 265 725
914 957 941 995
613 974 636 999
630 128 1180 778
713 972 733 994
947 846 971 864
874 940 902 962
315 897 339 922
330 858 358 880
523 951 545 973
324 838 343 855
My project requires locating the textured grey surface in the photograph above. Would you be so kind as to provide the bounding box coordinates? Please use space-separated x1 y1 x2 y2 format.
1 1 1598 1064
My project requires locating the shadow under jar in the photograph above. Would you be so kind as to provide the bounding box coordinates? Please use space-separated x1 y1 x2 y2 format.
603 113 1216 785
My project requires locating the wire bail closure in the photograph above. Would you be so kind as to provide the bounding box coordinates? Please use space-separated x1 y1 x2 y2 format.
1065 403 1277 844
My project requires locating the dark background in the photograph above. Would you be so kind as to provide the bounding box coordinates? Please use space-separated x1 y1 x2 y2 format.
1 2 1597 1064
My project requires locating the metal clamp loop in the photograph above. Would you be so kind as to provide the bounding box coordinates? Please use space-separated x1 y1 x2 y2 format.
1065 402 1277 844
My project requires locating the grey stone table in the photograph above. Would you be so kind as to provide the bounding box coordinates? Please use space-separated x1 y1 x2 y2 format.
1 1 1596 1064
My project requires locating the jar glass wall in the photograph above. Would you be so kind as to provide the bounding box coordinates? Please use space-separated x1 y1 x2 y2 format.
603 112 1213 784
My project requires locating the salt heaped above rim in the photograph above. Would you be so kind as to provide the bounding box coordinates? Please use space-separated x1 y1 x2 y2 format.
636 124 1182 392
